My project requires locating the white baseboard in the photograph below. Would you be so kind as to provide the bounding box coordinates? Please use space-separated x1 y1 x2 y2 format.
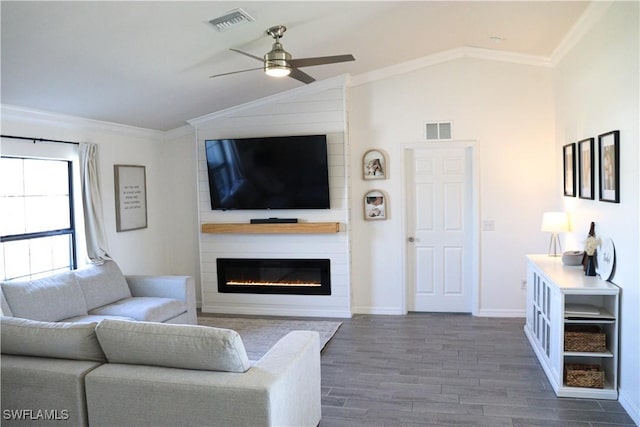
619 390 640 426
201 304 352 319
477 308 526 318
351 306 405 315
351 307 526 317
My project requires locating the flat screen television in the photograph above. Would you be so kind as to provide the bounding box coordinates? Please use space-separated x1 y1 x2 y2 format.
204 134 330 210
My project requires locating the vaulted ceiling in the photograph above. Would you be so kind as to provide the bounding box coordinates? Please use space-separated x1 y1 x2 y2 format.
1 1 590 131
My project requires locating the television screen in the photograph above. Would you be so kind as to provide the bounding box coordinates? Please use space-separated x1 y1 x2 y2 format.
204 135 330 210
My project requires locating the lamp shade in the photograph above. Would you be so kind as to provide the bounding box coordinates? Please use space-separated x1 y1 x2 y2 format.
541 212 569 233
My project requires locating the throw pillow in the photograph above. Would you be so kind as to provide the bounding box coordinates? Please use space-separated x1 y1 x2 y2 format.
95 319 250 372
0 316 106 362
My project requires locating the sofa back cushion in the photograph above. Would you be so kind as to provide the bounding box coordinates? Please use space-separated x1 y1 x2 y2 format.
75 261 132 310
1 316 106 362
1 272 88 321
95 319 250 373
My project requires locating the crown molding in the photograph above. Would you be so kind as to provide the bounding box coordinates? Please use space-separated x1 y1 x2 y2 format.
163 124 196 141
1 104 164 140
550 1 614 67
187 74 349 128
350 46 551 87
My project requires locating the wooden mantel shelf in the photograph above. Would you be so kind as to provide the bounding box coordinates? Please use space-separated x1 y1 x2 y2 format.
201 222 340 234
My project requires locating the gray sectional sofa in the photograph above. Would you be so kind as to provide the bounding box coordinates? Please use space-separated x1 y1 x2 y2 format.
0 262 322 427
0 260 197 325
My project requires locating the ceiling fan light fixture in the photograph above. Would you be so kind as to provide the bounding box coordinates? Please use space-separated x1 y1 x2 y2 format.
212 24 354 84
265 65 291 77
264 42 292 78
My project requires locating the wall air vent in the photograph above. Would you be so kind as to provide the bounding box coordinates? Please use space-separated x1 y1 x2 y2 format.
207 8 255 32
424 121 453 141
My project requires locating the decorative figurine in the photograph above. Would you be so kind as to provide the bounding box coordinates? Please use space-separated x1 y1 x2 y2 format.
583 222 599 276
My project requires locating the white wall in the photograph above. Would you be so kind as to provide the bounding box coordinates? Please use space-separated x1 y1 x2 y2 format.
0 106 176 276
161 125 201 298
553 2 639 423
348 56 556 315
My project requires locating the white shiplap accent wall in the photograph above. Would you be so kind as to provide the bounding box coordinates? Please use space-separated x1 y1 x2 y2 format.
193 82 351 318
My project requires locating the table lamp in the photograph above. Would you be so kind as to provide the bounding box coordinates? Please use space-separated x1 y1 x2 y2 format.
541 212 569 257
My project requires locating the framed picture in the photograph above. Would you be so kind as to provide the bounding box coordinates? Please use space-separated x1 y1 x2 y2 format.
114 165 148 232
598 130 620 203
364 190 386 220
578 138 594 200
363 149 386 180
563 143 576 197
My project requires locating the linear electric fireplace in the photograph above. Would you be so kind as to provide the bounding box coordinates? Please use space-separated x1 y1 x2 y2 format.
217 258 331 295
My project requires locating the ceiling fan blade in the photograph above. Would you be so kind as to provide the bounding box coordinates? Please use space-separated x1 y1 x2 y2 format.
289 67 316 84
288 54 355 68
230 48 263 62
209 67 264 79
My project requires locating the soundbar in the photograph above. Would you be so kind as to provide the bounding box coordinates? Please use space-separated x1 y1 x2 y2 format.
250 218 298 224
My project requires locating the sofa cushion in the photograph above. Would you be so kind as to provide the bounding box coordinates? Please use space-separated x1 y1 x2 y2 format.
2 354 103 427
0 316 106 362
1 272 88 321
95 319 250 372
89 297 187 322
75 261 132 311
62 314 137 323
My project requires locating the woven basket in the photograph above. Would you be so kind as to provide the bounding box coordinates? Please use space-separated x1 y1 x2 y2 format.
564 325 606 352
565 364 604 388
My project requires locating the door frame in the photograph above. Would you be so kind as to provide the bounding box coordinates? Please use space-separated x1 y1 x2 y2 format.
401 141 480 315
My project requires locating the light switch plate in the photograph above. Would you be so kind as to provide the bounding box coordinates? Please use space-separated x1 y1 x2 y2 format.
482 220 495 231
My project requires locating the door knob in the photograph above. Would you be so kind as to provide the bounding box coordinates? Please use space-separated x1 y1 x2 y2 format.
408 237 415 243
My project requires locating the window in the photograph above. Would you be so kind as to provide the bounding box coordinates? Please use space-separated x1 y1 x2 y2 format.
1 157 77 280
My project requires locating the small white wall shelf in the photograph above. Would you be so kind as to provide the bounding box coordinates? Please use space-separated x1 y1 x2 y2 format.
524 254 619 400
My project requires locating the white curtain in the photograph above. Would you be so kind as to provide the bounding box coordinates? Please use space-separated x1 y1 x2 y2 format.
79 142 111 263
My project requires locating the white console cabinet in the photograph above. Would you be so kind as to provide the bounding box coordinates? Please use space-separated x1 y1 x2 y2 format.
524 255 619 400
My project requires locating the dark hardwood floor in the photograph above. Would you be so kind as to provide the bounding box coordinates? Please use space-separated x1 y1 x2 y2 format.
318 313 635 427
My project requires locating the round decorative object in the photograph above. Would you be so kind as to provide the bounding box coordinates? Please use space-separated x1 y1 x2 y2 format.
562 251 584 266
596 238 615 281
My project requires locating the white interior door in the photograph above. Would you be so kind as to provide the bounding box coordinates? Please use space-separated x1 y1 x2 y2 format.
406 146 473 312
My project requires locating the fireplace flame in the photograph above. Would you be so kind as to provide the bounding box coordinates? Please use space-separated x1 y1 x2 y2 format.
227 281 321 287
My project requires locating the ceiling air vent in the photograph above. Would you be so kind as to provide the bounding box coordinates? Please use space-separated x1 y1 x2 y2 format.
207 8 255 32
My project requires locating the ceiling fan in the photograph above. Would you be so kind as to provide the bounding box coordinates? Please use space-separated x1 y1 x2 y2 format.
210 25 355 84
